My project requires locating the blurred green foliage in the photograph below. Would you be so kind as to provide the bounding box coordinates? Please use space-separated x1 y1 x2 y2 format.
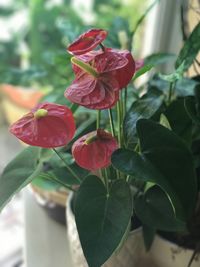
0 0 149 100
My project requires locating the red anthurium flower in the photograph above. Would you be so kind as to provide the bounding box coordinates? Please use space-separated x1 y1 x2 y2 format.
135 59 144 71
72 129 118 171
67 29 108 56
10 102 75 148
65 50 131 110
109 48 135 89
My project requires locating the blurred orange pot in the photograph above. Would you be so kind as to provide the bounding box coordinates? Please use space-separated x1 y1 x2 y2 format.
0 84 43 125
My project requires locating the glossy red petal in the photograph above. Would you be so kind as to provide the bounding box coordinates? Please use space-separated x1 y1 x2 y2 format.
111 49 135 89
84 85 119 110
94 51 128 73
67 29 107 56
72 130 118 171
10 103 75 148
65 72 97 104
65 72 120 110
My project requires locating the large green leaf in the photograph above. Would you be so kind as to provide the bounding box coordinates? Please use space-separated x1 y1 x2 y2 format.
148 75 198 97
0 147 42 211
137 119 197 220
142 224 155 251
175 22 200 71
164 98 193 145
184 96 200 125
134 186 186 232
123 91 164 146
75 176 132 267
112 149 165 184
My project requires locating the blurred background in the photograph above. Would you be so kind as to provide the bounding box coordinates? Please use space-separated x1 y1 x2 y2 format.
0 0 199 266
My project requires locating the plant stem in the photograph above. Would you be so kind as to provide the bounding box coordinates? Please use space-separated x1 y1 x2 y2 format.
99 43 106 52
96 110 101 129
123 88 127 117
117 101 122 147
108 109 115 137
52 148 81 183
167 82 175 105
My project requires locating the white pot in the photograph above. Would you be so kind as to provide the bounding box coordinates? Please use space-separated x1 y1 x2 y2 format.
149 234 200 267
66 193 151 267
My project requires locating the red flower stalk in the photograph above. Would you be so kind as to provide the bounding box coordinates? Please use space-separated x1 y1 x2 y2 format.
65 49 135 110
10 102 76 148
72 129 118 171
67 29 107 56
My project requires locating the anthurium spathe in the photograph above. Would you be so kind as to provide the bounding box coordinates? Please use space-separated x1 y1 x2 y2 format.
72 129 118 171
65 50 135 109
10 102 76 148
109 48 135 89
67 28 107 56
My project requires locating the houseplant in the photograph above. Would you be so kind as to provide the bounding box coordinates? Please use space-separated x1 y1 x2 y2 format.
0 16 200 267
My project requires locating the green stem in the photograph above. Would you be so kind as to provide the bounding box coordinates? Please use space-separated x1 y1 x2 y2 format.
96 110 101 129
167 82 175 105
123 88 127 117
99 43 106 52
117 101 122 147
108 109 115 137
52 148 81 183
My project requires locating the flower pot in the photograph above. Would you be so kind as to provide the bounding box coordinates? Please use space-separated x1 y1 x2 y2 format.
30 184 69 225
0 84 43 125
149 234 200 267
66 192 153 267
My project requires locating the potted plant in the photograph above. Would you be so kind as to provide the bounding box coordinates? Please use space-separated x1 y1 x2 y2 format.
0 18 200 267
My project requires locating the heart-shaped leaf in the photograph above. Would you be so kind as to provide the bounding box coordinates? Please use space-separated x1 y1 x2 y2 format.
134 186 186 231
123 91 163 146
164 98 193 144
137 119 197 220
0 146 42 211
75 175 132 267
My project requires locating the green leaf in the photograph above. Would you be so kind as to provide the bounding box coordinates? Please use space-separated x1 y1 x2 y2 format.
175 22 200 71
184 96 200 125
133 64 153 81
159 61 185 83
112 149 165 185
145 53 176 66
32 174 60 191
49 163 89 186
124 91 164 146
135 186 186 232
160 114 171 130
75 176 132 267
137 119 197 220
0 147 42 211
142 224 155 251
164 98 193 144
148 75 198 97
